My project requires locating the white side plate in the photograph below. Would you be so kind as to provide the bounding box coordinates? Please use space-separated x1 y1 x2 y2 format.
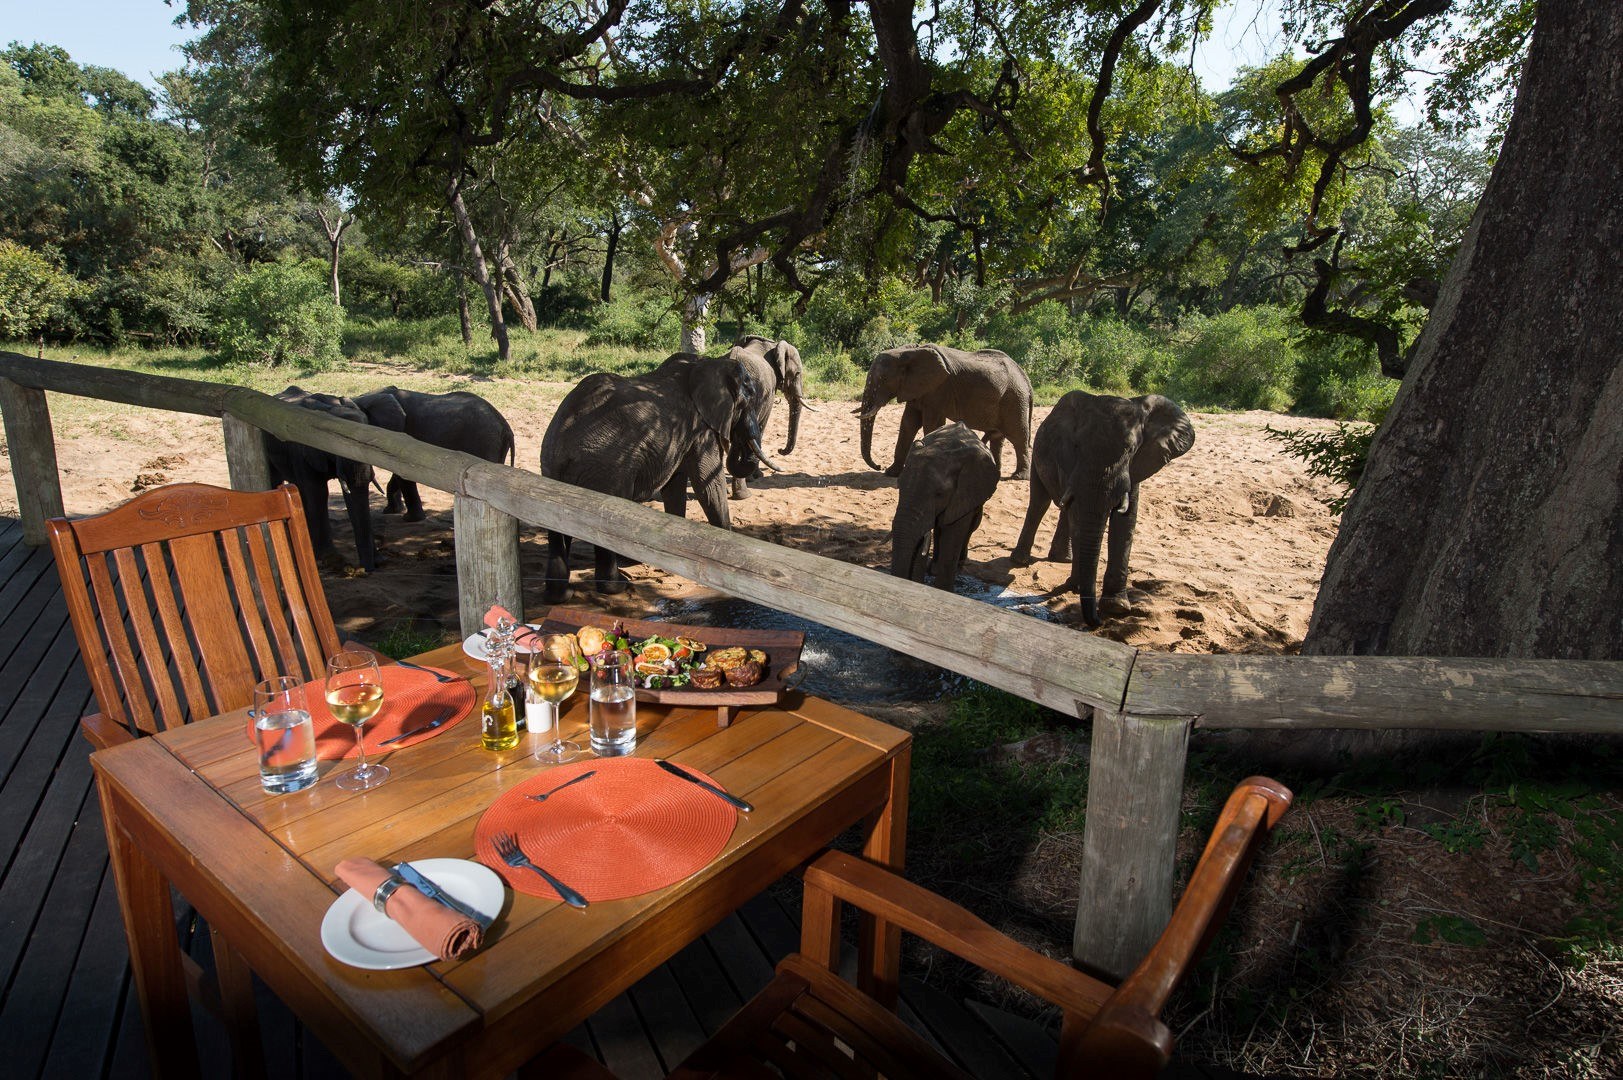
461 625 547 661
321 858 503 970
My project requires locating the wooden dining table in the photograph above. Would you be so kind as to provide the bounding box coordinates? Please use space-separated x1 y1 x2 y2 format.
90 640 911 1079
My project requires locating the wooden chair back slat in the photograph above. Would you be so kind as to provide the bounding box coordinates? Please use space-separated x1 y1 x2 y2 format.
47 482 344 748
170 531 258 715
141 539 215 726
109 546 185 735
221 525 283 682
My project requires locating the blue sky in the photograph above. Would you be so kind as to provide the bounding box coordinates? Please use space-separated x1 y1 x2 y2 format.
5 0 1288 92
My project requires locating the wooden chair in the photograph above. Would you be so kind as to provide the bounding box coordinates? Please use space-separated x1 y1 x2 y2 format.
536 776 1290 1080
49 481 344 1080
47 481 343 749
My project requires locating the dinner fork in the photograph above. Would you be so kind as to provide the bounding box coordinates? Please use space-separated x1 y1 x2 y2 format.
525 770 596 802
395 658 459 683
492 832 588 909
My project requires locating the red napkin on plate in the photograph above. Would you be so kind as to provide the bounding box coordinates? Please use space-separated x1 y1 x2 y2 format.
335 857 483 961
484 604 520 629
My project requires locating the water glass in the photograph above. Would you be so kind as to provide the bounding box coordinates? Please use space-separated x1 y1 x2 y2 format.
253 676 318 794
588 649 637 756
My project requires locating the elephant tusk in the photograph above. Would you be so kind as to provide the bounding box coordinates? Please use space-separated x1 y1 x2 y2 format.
798 400 820 413
851 405 865 416
750 433 785 472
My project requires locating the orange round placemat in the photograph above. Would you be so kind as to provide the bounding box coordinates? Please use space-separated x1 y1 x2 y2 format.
473 758 739 902
244 665 477 759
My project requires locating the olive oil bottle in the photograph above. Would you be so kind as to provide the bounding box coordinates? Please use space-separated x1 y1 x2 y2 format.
480 619 521 752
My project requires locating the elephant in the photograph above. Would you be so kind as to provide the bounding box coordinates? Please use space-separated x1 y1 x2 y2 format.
890 422 1000 592
262 386 378 571
725 335 815 499
354 386 516 521
1011 392 1195 626
858 343 1033 480
539 353 780 603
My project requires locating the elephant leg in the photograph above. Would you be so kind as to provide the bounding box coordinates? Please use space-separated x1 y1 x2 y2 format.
594 546 630 595
887 405 925 478
384 475 406 515
931 510 981 592
985 434 1006 476
543 532 573 604
1011 477 1051 566
296 479 340 569
1010 435 1031 481
661 474 689 518
730 476 751 500
1099 484 1140 617
400 480 426 523
1047 505 1072 563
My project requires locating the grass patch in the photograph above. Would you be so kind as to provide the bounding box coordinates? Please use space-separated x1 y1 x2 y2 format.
371 622 454 660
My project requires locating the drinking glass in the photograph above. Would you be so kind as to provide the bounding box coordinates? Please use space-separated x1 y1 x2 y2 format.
326 650 389 791
528 634 583 763
253 675 318 794
588 648 637 757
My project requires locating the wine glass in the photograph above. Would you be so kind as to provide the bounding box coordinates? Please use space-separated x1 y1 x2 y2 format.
527 634 583 763
325 650 389 791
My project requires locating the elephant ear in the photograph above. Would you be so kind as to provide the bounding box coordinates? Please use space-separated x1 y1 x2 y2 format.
1130 395 1195 482
692 358 745 440
891 346 952 400
359 389 408 432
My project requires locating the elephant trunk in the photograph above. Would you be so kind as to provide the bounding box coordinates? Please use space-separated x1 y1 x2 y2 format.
891 512 932 583
1071 509 1107 627
858 373 889 471
781 388 803 456
342 474 377 572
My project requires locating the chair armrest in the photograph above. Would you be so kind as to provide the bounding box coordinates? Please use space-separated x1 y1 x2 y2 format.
801 850 1114 1017
80 712 135 750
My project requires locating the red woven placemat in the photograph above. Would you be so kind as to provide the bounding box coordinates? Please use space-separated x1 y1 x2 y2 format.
244 664 477 759
473 758 739 902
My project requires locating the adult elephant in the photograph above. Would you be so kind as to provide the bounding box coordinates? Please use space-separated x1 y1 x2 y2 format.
891 422 1000 592
354 386 515 520
1011 392 1194 626
858 343 1032 480
725 335 814 499
263 387 378 571
540 353 780 602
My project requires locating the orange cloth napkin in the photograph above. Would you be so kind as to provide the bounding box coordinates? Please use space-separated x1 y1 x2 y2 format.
334 857 483 961
484 604 520 628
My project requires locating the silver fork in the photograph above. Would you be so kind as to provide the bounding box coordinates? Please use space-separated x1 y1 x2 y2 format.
395 658 459 683
491 832 588 909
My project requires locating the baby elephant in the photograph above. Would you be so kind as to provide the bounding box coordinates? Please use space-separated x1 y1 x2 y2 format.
890 422 1000 591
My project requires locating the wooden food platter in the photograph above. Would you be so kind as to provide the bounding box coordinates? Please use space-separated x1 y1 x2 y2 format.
539 607 806 726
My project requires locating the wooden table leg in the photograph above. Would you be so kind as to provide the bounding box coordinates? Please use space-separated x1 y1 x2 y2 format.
212 926 268 1080
99 784 203 1080
857 743 910 1008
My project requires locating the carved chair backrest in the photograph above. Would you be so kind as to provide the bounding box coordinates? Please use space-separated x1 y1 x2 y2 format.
47 482 343 747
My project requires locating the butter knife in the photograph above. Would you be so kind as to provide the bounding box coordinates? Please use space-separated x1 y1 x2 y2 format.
378 706 457 746
392 862 494 930
656 759 753 812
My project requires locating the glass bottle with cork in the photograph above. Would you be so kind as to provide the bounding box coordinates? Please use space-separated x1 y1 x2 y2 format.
480 617 521 752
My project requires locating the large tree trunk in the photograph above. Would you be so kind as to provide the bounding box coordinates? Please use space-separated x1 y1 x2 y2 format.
681 294 709 354
497 238 538 331
446 178 511 361
1305 2 1623 662
601 213 622 302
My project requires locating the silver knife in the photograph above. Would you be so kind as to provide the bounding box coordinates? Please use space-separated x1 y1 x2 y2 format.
378 706 457 746
392 862 494 930
656 759 753 812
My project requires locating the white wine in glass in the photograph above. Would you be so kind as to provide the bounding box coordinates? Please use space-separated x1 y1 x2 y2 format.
528 635 583 762
326 650 390 791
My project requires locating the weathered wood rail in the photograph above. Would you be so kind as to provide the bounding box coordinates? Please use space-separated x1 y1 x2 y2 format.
4 351 1621 980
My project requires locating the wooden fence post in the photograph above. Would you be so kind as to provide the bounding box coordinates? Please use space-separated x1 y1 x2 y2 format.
454 491 522 640
1073 710 1196 980
222 414 272 492
0 376 65 544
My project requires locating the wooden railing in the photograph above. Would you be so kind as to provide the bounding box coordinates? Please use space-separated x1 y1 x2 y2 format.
4 352 1621 979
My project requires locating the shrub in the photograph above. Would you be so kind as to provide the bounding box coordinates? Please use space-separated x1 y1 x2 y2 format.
1264 414 1382 513
1169 305 1300 411
0 240 78 341
582 290 677 350
1293 335 1399 421
213 261 344 369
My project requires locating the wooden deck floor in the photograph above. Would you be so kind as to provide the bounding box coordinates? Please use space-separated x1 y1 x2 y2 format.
0 514 1259 1079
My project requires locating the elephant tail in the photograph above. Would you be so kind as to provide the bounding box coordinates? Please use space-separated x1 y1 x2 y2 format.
502 418 516 466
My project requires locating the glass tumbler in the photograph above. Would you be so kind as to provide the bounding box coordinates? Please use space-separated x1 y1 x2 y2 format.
587 649 637 756
253 675 318 794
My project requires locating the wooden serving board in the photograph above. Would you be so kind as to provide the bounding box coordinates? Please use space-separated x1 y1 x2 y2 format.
539 607 806 725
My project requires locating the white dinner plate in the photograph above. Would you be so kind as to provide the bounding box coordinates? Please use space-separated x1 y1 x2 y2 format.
321 858 504 970
461 625 547 661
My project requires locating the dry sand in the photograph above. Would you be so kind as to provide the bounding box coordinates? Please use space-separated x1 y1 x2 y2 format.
3 373 1347 652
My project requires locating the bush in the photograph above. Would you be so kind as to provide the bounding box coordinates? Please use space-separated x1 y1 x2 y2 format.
0 240 78 340
214 261 344 369
583 290 678 350
1293 335 1399 421
1168 305 1300 411
801 274 932 356
1264 414 1383 513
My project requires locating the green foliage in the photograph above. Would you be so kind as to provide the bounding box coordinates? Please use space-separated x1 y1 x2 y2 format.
1263 420 1379 513
372 623 450 660
1168 305 1301 411
214 260 343 369
582 292 678 351
0 239 78 338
